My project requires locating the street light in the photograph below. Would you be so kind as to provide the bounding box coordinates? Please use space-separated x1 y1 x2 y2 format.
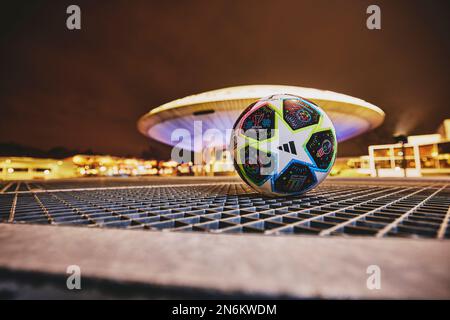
393 134 408 177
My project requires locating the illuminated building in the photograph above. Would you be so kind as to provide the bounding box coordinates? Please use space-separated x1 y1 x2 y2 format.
337 119 450 178
0 155 162 181
319 120 450 178
0 157 77 181
368 121 450 177
330 156 371 177
137 85 384 175
71 155 158 177
138 85 385 151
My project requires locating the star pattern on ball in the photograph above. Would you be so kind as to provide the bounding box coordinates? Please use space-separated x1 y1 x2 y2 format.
269 113 315 174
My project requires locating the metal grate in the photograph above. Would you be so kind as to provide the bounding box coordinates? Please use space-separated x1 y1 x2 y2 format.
1 180 449 239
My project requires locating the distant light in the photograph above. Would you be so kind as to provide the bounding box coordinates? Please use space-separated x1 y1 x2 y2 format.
44 169 50 175
99 166 107 172
73 155 85 164
57 161 63 166
398 151 403 156
164 160 178 167
431 152 438 157
394 166 401 171
99 156 112 164
79 168 86 175
7 168 14 173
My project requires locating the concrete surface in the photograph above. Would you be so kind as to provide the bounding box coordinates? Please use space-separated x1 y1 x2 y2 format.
0 223 449 299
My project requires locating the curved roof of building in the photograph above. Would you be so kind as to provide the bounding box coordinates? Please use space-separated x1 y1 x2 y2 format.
138 85 385 151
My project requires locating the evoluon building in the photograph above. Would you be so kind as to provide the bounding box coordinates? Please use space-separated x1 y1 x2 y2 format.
137 85 385 168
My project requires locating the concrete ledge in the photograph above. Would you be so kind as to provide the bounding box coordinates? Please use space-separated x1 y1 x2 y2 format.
0 223 449 299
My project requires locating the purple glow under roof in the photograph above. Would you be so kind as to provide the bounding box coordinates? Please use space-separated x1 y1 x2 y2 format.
147 110 371 152
138 86 385 151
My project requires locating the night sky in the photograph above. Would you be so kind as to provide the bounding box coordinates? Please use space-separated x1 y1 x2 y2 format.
1 0 449 159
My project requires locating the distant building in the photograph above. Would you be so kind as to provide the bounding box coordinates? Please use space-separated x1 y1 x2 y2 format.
331 156 371 177
71 155 158 177
0 157 76 181
138 85 385 151
367 119 450 177
137 85 385 176
0 155 160 181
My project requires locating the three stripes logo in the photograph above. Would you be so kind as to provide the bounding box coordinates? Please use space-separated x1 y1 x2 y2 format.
278 141 297 155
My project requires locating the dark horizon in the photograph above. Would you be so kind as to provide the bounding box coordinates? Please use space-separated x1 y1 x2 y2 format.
1 0 449 159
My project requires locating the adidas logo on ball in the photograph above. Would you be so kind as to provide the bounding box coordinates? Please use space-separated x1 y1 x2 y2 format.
277 141 297 155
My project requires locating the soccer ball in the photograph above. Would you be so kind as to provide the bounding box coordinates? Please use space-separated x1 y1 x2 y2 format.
230 94 337 196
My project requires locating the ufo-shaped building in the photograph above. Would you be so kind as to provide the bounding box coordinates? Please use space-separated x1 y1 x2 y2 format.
138 85 385 151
